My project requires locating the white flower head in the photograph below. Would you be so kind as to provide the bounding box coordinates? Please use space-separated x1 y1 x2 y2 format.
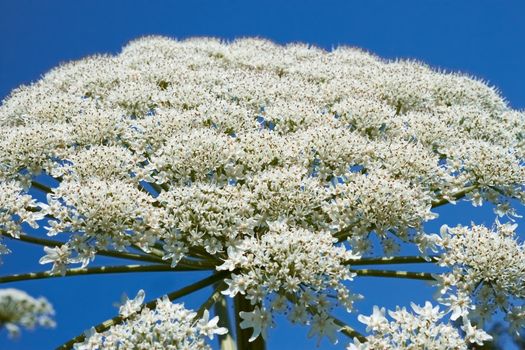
0 288 55 338
77 297 229 349
0 35 523 349
351 301 491 350
461 318 492 346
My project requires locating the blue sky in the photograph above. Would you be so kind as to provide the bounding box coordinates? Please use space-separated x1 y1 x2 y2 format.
0 1 524 349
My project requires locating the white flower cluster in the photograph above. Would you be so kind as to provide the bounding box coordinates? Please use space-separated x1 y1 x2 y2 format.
219 221 359 342
0 36 522 259
0 36 523 345
435 222 525 334
323 169 437 250
0 182 45 236
75 290 226 350
0 181 46 261
348 301 491 350
0 288 55 338
156 166 327 265
46 179 164 250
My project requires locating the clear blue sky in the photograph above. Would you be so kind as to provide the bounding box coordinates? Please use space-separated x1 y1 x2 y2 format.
0 1 524 349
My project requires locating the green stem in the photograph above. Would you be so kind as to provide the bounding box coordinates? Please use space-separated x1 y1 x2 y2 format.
30 180 53 194
194 281 227 320
234 295 266 350
1 231 168 264
346 255 439 266
1 232 213 270
331 316 367 342
55 271 230 350
351 269 435 281
0 264 192 284
430 185 477 208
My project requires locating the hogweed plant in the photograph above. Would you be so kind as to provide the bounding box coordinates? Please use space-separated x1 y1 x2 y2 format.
0 36 524 349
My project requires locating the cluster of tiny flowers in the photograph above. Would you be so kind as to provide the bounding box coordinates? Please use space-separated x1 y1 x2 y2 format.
75 290 227 350
434 222 525 334
219 220 360 342
47 179 163 245
0 288 55 338
0 36 523 344
0 182 45 236
347 301 491 350
0 181 46 260
0 37 522 263
323 169 437 253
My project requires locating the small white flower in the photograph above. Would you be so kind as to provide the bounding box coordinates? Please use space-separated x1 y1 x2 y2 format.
239 306 272 342
410 301 443 321
197 310 228 340
505 306 525 336
288 304 308 324
216 246 247 271
357 305 387 332
221 273 250 297
39 245 71 276
441 293 474 321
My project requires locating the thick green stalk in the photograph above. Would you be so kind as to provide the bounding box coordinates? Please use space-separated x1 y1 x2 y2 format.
234 295 266 350
0 264 185 284
30 180 53 194
346 255 439 266
351 269 435 281
1 231 214 270
430 185 478 208
194 281 228 320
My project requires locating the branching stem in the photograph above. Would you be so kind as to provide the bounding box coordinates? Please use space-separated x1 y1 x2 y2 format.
1 231 167 264
346 255 439 266
430 185 478 208
0 232 213 269
351 269 435 281
194 281 227 320
331 316 367 342
0 264 187 284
